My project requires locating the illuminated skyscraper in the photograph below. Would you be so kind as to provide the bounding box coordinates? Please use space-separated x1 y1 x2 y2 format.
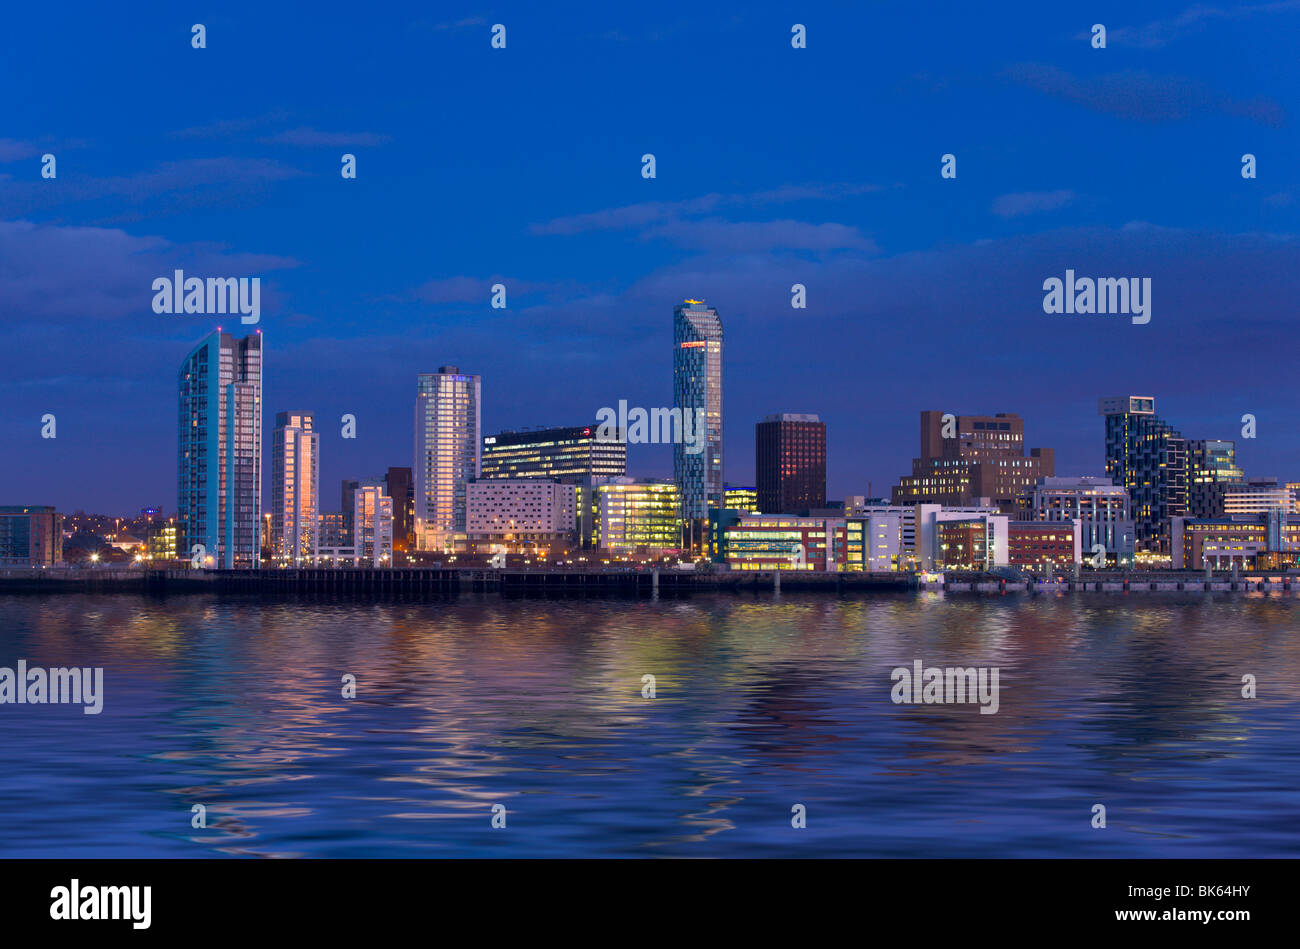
414 366 481 551
481 425 626 481
1100 396 1186 553
271 411 319 564
178 331 262 568
673 300 723 524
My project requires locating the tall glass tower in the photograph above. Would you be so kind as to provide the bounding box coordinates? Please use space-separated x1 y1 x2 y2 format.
1100 396 1186 553
414 366 481 551
673 299 723 522
178 331 263 568
271 411 319 564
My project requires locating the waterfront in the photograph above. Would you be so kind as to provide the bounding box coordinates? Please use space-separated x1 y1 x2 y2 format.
1 592 1298 857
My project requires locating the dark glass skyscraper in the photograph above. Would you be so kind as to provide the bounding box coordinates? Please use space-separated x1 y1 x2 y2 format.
673 300 723 522
1100 396 1186 553
756 413 826 514
178 331 262 568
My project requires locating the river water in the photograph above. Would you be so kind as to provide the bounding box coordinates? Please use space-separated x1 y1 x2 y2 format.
1 591 1297 857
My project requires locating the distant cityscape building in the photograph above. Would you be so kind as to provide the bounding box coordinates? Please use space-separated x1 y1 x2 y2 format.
722 485 759 513
1223 478 1290 516
466 479 576 554
1007 521 1082 570
579 478 682 553
892 411 1054 513
270 411 319 565
178 331 262 568
1019 476 1135 566
415 366 481 551
351 482 393 567
1186 439 1243 519
1172 513 1300 571
756 413 826 514
481 425 626 481
0 506 62 567
673 300 724 525
1100 396 1185 553
384 467 415 553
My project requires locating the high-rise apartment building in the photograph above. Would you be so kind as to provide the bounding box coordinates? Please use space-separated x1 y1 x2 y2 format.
178 331 262 568
1100 396 1186 553
891 411 1054 513
351 482 393 567
270 411 319 564
673 300 723 523
755 413 826 514
414 366 481 551
481 425 625 481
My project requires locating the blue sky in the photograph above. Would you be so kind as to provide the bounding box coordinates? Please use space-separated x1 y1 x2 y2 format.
2 1 1298 512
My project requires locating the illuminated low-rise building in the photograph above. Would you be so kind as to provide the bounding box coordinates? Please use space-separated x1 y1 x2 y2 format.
722 485 759 513
1172 513 1300 570
0 506 62 567
466 479 576 555
579 478 682 554
1007 520 1082 570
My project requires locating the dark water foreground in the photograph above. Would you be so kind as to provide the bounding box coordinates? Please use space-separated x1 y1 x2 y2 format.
1 591 1297 857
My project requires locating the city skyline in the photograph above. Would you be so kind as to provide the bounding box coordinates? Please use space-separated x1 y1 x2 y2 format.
3 3 1297 513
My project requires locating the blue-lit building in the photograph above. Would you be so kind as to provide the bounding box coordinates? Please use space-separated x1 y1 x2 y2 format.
672 299 724 526
178 331 263 568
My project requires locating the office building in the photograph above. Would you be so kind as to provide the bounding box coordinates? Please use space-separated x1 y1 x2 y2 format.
1172 513 1300 571
579 478 682 554
384 467 415 553
481 426 625 481
673 300 724 524
270 411 319 565
1007 521 1082 570
178 331 262 568
466 479 577 554
1100 396 1186 553
755 413 826 514
892 411 1054 513
1224 478 1290 515
1186 439 1244 518
722 485 759 513
1019 476 1135 565
0 506 62 566
415 366 481 551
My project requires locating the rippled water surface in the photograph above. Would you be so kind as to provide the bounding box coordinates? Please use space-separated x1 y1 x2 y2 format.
1 591 1298 857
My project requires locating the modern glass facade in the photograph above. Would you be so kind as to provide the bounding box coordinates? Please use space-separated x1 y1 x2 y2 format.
673 300 723 521
414 366 481 550
583 479 682 553
1100 396 1185 553
178 331 262 568
481 425 625 481
271 411 319 564
0 506 61 567
1186 439 1243 518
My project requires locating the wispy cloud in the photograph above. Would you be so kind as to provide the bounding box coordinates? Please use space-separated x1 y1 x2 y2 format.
991 190 1076 218
169 111 292 140
531 182 881 237
1004 63 1285 126
260 127 392 148
1107 1 1300 48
